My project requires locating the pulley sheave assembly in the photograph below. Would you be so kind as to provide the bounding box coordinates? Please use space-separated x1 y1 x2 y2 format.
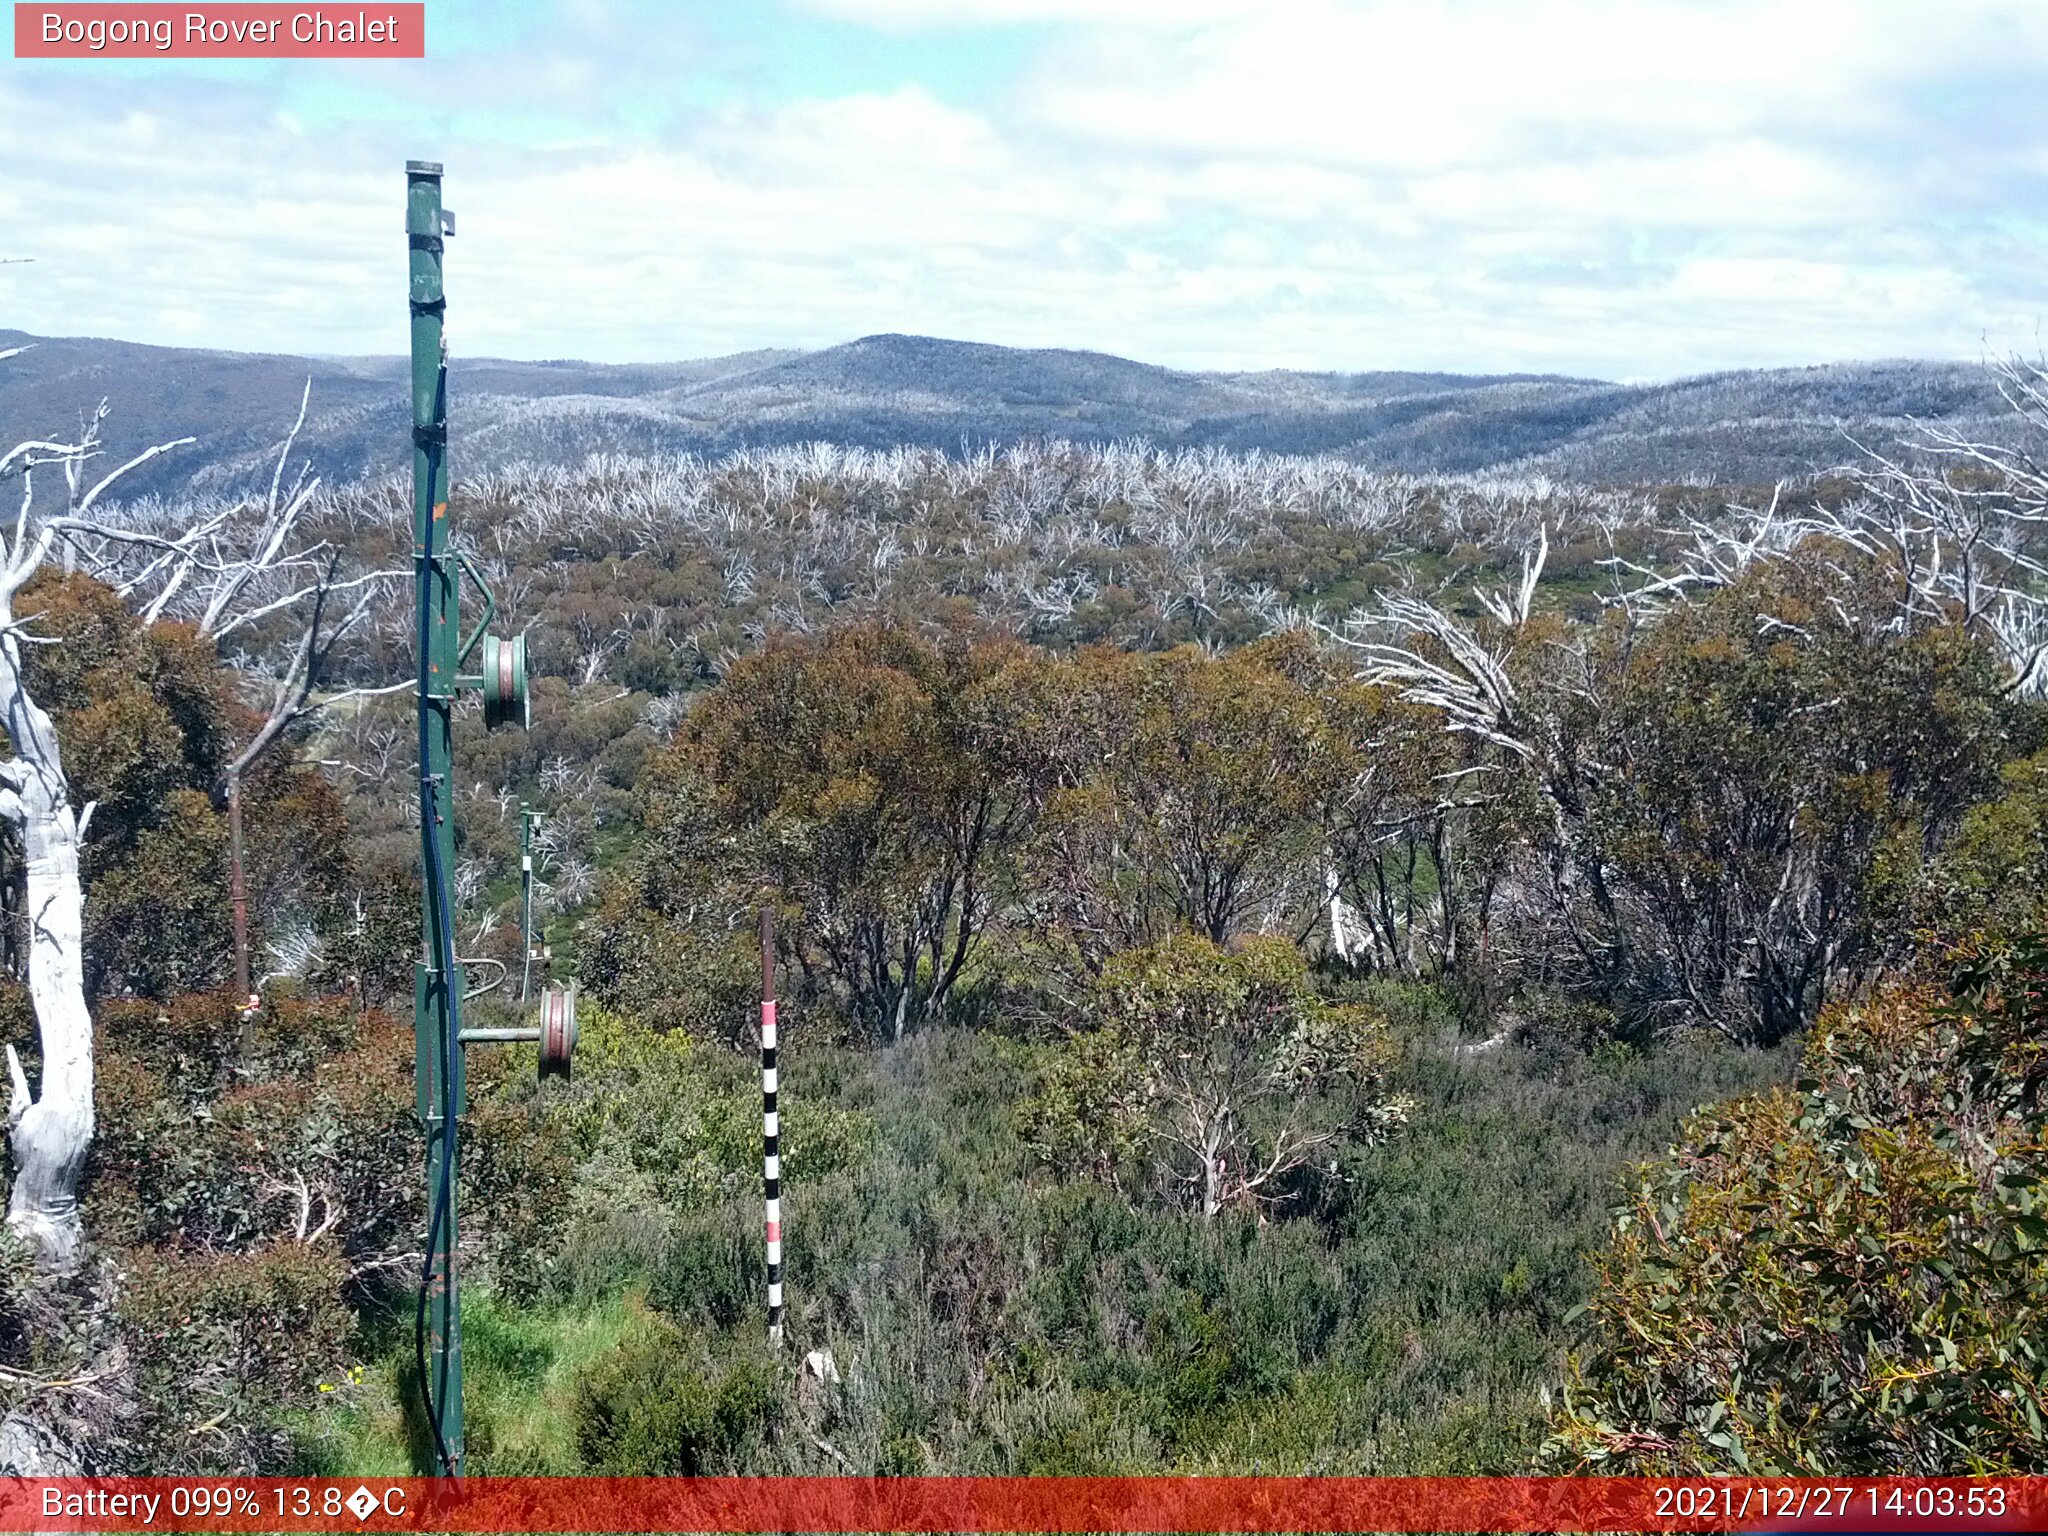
451 547 530 732
538 982 577 1080
456 981 578 1082
480 631 529 731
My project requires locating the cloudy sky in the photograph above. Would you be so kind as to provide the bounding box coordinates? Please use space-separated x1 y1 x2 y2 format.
4 0 2046 378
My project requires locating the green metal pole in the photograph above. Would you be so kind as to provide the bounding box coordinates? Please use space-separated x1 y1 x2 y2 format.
408 158 463 1475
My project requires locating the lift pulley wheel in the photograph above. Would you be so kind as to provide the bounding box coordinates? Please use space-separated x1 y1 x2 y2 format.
481 632 530 731
538 983 577 1081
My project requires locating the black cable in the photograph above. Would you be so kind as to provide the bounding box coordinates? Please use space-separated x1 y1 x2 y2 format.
414 1123 452 1474
414 424 461 1481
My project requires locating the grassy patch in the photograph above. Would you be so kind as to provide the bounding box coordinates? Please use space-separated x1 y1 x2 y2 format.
297 1289 661 1475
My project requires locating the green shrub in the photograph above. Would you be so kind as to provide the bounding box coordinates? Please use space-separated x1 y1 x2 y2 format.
1547 934 2048 1472
90 993 416 1261
1015 1026 1150 1188
580 891 762 1046
553 1003 869 1211
571 1317 779 1474
1144 1291 1291 1427
119 1241 354 1471
645 1202 760 1330
1923 749 2048 943
1023 936 1409 1217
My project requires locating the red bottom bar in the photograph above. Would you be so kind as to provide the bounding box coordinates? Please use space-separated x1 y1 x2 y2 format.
2 1477 2044 1533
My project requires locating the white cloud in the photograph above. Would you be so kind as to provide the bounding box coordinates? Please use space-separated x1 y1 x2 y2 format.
789 0 1260 27
1022 0 2048 168
2 0 2044 379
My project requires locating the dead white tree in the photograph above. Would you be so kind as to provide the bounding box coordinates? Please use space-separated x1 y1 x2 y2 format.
86 382 404 1014
0 364 193 1269
1596 358 2048 694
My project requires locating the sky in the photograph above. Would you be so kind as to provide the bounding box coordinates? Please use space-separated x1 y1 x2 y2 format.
3 0 2047 379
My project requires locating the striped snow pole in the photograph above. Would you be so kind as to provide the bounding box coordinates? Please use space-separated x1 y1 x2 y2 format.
760 906 783 1349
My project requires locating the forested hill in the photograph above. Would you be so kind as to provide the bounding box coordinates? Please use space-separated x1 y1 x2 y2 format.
0 327 2019 498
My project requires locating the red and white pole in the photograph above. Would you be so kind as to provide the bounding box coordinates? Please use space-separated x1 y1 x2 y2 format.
760 906 783 1349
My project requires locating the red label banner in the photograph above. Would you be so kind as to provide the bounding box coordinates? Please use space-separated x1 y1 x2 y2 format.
14 4 425 57
0 1477 2044 1532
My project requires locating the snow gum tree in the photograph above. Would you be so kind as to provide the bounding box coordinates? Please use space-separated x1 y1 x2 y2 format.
0 368 191 1269
0 589 93 1271
1034 934 1411 1218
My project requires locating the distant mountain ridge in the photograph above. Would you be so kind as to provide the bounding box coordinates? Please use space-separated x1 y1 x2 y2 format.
0 328 2020 499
